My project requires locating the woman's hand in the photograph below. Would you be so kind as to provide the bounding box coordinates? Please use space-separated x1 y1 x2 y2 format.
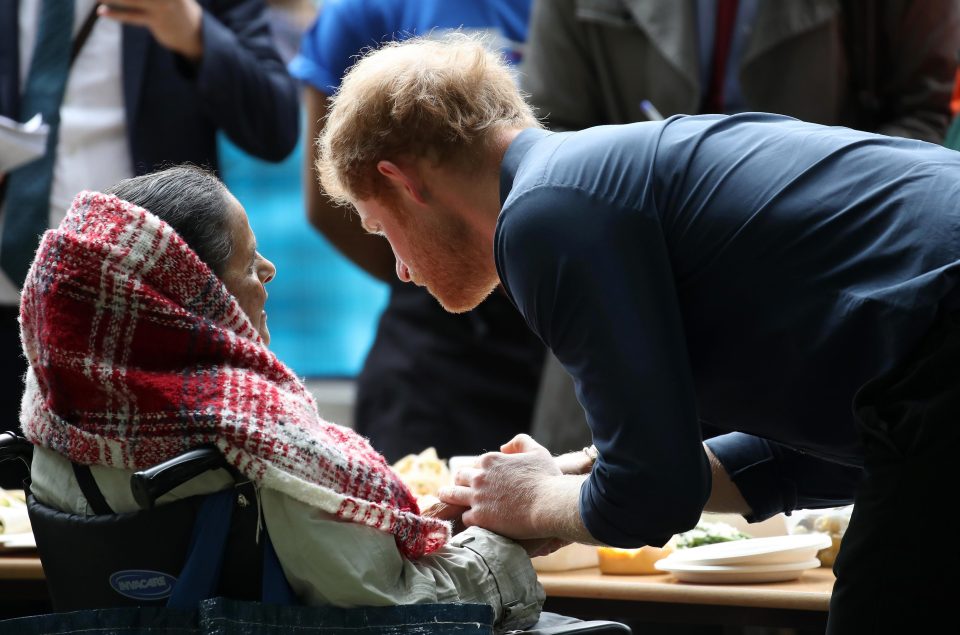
517 537 571 558
421 499 469 534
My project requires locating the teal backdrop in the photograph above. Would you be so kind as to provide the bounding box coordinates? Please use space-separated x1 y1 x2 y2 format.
217 131 389 377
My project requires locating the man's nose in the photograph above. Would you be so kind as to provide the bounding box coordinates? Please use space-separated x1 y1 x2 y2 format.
395 258 412 283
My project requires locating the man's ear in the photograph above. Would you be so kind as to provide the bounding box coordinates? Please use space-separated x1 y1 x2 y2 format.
377 160 426 205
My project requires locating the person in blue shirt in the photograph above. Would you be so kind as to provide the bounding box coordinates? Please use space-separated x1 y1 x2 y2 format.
316 34 960 633
289 0 544 463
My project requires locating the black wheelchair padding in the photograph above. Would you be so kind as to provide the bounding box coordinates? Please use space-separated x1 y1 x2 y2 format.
2 433 633 634
27 481 263 612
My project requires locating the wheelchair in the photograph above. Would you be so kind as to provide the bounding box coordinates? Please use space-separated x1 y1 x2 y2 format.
0 432 631 635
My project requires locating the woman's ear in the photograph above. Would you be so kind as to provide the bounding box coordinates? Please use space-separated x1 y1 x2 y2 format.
377 160 427 205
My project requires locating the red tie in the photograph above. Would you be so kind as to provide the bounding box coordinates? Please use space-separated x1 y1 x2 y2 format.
703 0 740 113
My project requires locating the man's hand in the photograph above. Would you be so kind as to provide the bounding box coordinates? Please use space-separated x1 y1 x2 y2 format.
99 1 204 61
439 434 564 540
553 447 597 475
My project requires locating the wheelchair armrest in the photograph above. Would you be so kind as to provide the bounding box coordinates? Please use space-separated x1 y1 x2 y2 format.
130 444 237 509
516 621 632 635
0 431 33 467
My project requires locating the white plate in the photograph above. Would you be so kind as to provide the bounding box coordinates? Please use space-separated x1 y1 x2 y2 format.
667 533 831 566
655 557 821 584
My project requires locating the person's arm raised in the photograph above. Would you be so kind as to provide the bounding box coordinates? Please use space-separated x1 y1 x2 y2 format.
304 87 397 282
102 0 299 161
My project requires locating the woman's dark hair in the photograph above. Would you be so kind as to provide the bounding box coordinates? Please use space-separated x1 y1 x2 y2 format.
105 165 234 275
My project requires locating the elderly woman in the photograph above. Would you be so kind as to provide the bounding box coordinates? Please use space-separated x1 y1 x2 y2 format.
20 166 543 631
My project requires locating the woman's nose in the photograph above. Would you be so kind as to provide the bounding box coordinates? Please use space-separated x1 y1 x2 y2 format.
259 255 277 284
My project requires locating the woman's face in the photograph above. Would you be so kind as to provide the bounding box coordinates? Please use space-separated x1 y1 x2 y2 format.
220 193 276 345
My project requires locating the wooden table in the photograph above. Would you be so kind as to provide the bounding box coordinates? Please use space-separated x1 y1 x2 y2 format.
3 554 834 628
538 566 834 630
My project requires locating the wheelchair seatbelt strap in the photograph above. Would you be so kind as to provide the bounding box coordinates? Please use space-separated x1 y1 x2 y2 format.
261 524 296 605
167 488 235 609
167 488 297 610
167 487 296 609
71 463 114 515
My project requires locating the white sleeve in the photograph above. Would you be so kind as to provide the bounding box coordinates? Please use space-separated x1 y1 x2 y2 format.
261 488 544 631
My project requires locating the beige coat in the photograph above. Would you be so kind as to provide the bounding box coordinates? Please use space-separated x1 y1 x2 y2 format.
523 0 960 141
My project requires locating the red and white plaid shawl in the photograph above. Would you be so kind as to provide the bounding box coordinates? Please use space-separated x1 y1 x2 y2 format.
19 191 448 559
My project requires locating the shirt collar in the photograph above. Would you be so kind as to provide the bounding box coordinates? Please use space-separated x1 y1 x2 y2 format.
499 127 552 207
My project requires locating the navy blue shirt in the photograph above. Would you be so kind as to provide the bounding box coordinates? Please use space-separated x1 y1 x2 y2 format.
495 113 960 548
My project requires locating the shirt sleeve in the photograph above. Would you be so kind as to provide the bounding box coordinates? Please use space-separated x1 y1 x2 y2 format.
496 184 711 548
261 489 544 632
288 0 384 93
705 432 861 521
189 0 300 162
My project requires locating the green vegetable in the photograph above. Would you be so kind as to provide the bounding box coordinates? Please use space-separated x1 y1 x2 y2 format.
675 521 751 549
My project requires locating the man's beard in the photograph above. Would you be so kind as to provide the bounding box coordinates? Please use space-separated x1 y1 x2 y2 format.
415 216 498 313
432 271 498 313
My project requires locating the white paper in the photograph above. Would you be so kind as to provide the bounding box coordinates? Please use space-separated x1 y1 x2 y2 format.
0 113 49 173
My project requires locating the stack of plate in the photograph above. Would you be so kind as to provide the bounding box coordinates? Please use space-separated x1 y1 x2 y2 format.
654 533 832 583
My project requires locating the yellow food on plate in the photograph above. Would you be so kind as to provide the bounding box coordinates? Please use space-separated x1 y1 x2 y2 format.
813 513 849 567
391 447 450 498
597 544 674 575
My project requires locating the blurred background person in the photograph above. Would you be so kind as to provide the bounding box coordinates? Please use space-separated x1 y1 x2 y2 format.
523 0 960 454
525 0 958 135
264 0 317 63
0 0 299 487
945 59 960 149
289 0 546 462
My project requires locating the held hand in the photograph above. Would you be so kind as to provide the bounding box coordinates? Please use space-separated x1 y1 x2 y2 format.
99 0 204 61
517 537 571 558
438 434 563 540
420 500 469 535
